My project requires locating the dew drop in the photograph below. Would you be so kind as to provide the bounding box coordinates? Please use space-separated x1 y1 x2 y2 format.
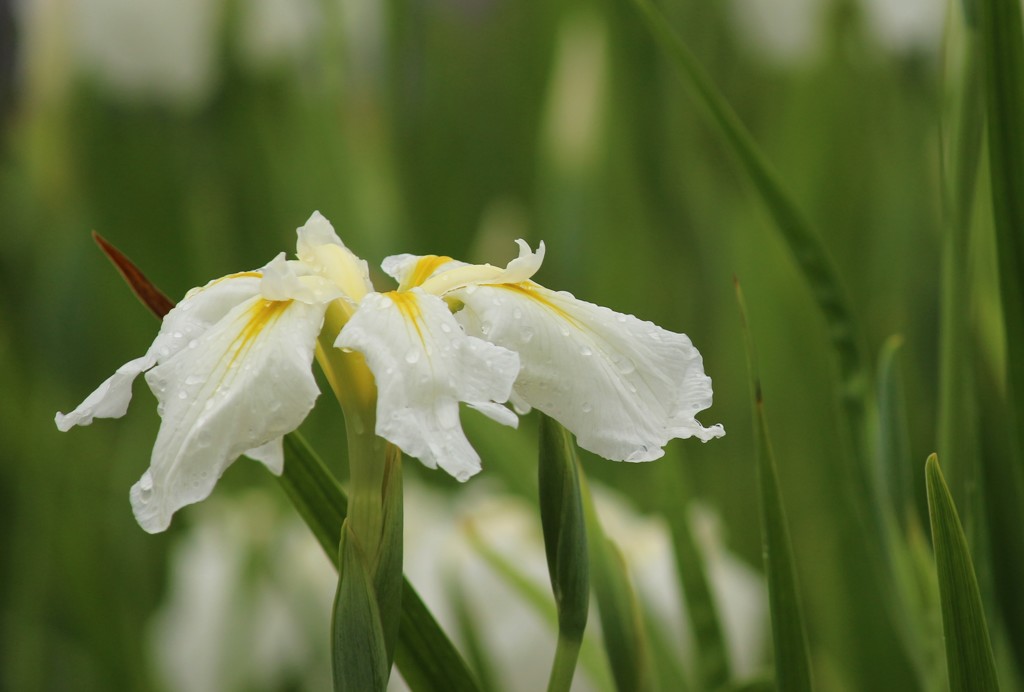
579 345 593 356
172 331 183 339
378 295 393 309
405 349 421 364
512 308 523 319
582 402 593 413
177 390 188 400
440 322 452 333
188 339 199 349
520 327 534 343
185 375 204 386
559 324 571 337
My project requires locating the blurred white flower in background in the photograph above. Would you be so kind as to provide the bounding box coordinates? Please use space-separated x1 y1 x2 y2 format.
70 0 223 106
729 0 946 66
150 479 765 691
401 481 767 690
148 491 335 692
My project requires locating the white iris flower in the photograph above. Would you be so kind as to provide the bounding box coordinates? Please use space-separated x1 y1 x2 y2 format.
57 212 722 532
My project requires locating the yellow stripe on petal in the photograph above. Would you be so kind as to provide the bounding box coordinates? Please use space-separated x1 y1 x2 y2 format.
227 299 291 370
498 282 582 329
400 255 453 291
389 290 426 345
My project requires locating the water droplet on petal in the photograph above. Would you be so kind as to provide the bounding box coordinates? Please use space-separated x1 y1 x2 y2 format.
559 324 571 337
188 340 199 349
177 391 188 400
512 308 523 319
520 327 534 343
582 402 593 413
378 295 393 308
615 357 636 374
405 348 421 364
579 345 593 356
440 322 452 333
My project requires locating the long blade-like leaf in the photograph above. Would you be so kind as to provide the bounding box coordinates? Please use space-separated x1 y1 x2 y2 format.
627 0 868 470
736 279 813 692
978 0 1024 457
925 455 1000 691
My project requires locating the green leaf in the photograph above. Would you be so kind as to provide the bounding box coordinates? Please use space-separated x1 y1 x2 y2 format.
978 0 1024 462
736 280 813 692
875 339 947 691
578 470 654 692
657 464 730 690
374 446 405 668
627 0 869 469
925 455 1000 692
333 522 390 692
538 415 590 692
279 432 481 692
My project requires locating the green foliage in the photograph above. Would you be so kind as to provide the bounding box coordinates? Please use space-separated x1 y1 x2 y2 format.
537 416 590 692
737 280 813 692
925 455 1000 691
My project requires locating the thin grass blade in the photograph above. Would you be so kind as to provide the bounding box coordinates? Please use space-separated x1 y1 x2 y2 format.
977 0 1024 459
736 279 813 692
578 469 655 692
925 455 1000 691
658 463 730 690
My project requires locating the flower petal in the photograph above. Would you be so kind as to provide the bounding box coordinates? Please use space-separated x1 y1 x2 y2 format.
55 271 267 432
416 240 545 295
454 282 724 461
132 295 325 533
55 354 156 431
337 290 520 481
295 211 372 302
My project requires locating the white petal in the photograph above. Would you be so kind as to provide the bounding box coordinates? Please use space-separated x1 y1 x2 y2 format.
454 282 724 462
381 253 461 290
55 354 156 431
468 401 520 428
294 211 372 302
244 437 285 475
337 290 520 481
132 296 324 532
55 271 266 432
260 252 341 305
418 240 545 296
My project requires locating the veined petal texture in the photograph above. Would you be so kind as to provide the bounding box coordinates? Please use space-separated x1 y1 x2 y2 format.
337 290 520 481
133 277 325 533
454 282 724 462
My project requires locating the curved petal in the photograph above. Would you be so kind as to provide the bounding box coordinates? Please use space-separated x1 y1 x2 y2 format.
454 282 724 462
260 252 341 305
132 296 325 533
55 271 266 432
55 354 157 431
337 290 520 481
294 211 372 302
418 240 545 296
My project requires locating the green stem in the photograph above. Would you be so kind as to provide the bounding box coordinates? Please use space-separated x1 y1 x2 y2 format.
547 635 583 692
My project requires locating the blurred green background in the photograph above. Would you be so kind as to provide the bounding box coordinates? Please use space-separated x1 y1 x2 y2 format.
0 0 999 689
